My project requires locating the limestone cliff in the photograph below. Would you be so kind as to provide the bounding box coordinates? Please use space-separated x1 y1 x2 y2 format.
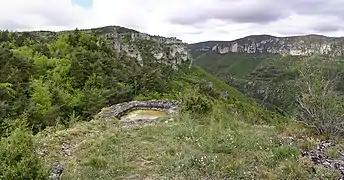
26 26 193 68
188 34 344 56
89 26 192 68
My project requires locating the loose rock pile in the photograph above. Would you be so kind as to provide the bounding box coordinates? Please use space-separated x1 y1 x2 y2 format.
96 100 180 120
301 140 344 179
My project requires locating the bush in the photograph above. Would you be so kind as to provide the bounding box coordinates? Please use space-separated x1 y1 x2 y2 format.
0 127 49 180
181 85 214 115
295 57 344 136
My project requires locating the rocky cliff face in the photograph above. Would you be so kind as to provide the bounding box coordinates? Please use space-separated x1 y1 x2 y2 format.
189 35 344 56
83 26 192 68
28 26 193 68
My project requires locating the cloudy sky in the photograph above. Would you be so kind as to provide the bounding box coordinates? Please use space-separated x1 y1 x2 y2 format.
1 0 344 43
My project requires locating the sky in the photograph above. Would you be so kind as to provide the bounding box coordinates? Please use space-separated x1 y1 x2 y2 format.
72 0 92 9
1 0 344 43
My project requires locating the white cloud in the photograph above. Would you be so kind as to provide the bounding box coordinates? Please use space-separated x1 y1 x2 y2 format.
0 0 344 43
0 0 90 30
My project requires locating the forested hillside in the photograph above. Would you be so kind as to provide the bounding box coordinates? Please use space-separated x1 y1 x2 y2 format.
0 27 192 178
193 50 344 134
0 27 192 135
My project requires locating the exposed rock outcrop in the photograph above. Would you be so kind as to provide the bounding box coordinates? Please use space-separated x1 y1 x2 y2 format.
24 26 193 68
302 140 344 179
96 100 180 120
189 34 344 56
88 26 192 68
50 162 64 180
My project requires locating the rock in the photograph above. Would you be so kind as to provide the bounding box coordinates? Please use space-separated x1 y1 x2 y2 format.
39 149 49 157
50 162 64 180
35 142 49 157
118 118 160 128
99 26 193 68
301 140 344 178
220 91 229 99
61 142 71 156
189 34 344 57
207 82 213 88
96 100 180 120
23 26 193 69
166 106 178 115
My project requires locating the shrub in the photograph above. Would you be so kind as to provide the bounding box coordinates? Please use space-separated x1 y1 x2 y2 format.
181 86 214 115
295 57 344 136
0 127 49 180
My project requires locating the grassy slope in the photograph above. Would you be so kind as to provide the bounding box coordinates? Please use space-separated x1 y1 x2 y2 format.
34 68 341 180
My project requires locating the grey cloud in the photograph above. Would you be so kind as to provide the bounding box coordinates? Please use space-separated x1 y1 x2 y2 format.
185 30 204 35
0 2 87 31
0 20 32 30
216 10 282 23
170 16 202 26
169 0 286 25
215 29 229 34
291 0 344 18
168 0 344 34
274 17 344 35
311 22 344 33
276 29 308 35
25 8 83 27
313 25 342 32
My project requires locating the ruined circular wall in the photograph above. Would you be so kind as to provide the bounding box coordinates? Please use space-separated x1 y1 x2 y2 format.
96 100 180 120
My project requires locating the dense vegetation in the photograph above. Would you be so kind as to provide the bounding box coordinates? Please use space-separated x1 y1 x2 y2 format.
0 29 182 135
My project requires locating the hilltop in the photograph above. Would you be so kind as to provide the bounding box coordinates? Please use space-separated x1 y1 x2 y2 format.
4 25 193 68
33 66 343 179
188 34 344 56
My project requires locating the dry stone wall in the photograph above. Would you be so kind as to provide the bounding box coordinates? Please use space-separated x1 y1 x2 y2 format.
96 100 180 120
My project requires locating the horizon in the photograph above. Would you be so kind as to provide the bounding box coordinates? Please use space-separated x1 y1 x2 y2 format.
5 25 344 44
1 0 344 43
